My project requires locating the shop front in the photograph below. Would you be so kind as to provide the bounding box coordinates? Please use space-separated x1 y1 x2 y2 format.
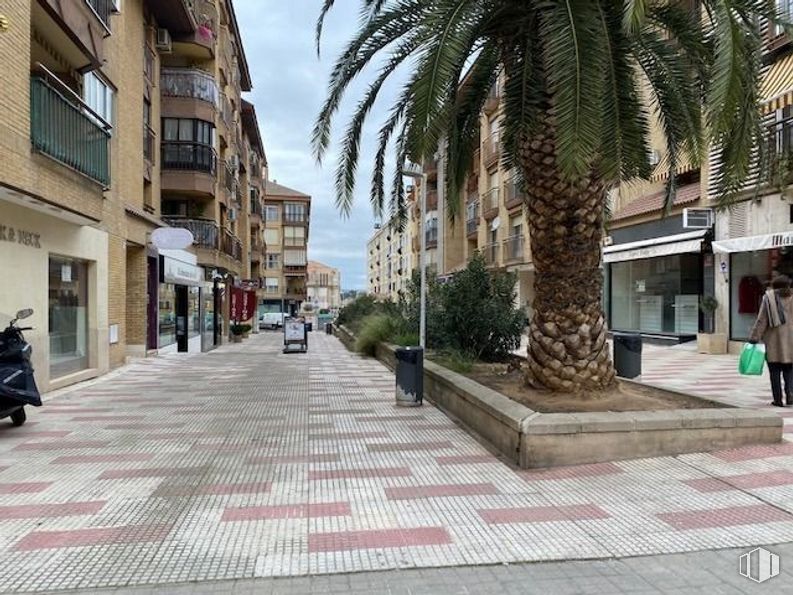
713 230 793 345
158 250 209 354
0 198 109 392
604 230 707 341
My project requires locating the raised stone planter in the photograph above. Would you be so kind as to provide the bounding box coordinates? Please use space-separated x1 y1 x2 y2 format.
333 325 783 468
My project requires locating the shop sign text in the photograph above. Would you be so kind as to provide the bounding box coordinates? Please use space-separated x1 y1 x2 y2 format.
0 226 41 248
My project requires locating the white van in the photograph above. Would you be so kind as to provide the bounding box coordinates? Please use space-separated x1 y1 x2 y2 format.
260 312 287 329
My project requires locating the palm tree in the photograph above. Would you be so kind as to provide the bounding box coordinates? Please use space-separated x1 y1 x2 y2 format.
314 0 787 392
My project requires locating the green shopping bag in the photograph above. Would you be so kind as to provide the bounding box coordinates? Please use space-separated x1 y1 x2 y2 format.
738 343 766 376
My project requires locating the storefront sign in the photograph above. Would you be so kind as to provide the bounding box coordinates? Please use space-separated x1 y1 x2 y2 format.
0 225 41 248
713 231 793 253
230 287 256 322
162 257 203 286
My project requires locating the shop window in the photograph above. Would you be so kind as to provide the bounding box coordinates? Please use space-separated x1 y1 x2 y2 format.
159 283 176 348
609 254 701 335
48 256 89 378
730 248 793 340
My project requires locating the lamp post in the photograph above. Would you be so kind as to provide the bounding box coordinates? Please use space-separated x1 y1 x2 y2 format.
400 163 427 349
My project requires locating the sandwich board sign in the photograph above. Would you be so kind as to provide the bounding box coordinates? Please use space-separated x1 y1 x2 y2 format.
283 317 307 353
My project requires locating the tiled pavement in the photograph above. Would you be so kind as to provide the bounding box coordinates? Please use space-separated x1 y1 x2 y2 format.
0 333 792 592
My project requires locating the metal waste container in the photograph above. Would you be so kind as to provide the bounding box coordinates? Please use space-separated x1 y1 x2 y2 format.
325 322 333 335
613 332 642 379
306 322 313 332
395 346 423 407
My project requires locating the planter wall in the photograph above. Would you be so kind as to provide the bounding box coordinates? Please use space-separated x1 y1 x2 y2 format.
333 325 782 468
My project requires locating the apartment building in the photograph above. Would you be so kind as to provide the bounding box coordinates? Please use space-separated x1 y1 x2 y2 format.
261 180 311 316
367 194 415 302
306 261 341 312
0 0 266 391
408 80 535 316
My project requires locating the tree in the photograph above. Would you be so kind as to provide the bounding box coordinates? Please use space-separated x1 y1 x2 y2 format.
315 0 786 392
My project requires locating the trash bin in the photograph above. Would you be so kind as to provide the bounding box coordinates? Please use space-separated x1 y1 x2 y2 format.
306 322 313 332
326 322 333 335
613 332 642 379
395 346 423 407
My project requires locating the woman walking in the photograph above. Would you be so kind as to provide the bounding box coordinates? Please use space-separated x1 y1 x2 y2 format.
750 275 793 407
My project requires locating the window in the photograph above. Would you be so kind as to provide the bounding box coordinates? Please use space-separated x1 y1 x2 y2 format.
264 228 280 245
777 0 793 35
49 256 89 378
266 253 280 269
143 99 154 162
83 71 114 126
161 118 215 172
284 202 307 222
265 205 279 221
284 226 305 246
265 277 279 293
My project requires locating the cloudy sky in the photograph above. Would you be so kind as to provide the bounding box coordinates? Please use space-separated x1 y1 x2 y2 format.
235 0 406 291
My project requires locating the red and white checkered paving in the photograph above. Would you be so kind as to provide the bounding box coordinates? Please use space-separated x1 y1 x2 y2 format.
0 334 791 591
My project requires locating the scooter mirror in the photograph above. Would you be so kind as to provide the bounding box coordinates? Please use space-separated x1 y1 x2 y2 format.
15 309 33 320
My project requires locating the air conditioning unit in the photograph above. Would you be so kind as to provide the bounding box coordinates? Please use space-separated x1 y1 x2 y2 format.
648 150 661 166
683 207 714 229
228 208 237 222
111 0 122 13
230 154 240 171
156 28 172 53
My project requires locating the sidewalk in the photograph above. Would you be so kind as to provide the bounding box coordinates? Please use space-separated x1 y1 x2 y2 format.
0 333 791 592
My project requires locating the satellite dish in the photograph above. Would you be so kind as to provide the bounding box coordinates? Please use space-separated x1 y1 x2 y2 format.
151 227 194 249
491 216 500 231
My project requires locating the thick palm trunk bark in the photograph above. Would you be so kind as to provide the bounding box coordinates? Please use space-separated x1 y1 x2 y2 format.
519 129 616 392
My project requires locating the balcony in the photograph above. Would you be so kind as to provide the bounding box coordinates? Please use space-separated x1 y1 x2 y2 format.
283 211 308 225
171 0 217 58
250 189 263 220
220 91 234 131
143 124 155 180
285 288 307 301
484 82 500 114
426 189 438 211
220 228 242 261
30 71 111 187
503 235 524 264
425 223 438 248
160 142 216 197
504 176 526 210
250 238 263 259
161 68 218 121
483 131 500 167
466 201 479 237
482 187 500 219
162 216 218 250
223 159 236 199
767 117 793 183
483 242 499 267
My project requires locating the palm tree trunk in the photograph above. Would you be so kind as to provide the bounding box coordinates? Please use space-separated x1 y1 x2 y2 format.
518 127 616 392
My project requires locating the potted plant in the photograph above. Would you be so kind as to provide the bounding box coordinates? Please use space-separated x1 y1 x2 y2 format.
696 295 727 354
230 323 248 343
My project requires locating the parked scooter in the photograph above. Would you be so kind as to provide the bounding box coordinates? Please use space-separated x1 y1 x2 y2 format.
0 309 42 426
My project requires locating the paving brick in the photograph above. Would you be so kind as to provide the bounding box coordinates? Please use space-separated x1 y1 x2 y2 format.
308 467 413 480
385 483 500 500
0 501 106 519
222 502 351 522
14 523 173 551
657 504 793 529
308 527 451 553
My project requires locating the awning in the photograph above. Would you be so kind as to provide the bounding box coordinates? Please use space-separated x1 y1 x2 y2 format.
712 231 793 253
761 52 793 114
603 230 707 263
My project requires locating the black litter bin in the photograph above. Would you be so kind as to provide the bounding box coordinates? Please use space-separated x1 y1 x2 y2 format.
306 322 313 332
395 346 423 407
326 322 333 335
613 332 642 379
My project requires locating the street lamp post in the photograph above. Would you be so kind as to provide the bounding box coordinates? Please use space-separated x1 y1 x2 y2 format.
400 163 427 349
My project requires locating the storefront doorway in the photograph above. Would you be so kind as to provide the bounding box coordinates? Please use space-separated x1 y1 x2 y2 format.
48 256 89 378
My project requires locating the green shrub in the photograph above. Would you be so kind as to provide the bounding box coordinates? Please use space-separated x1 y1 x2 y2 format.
230 323 251 336
337 294 378 330
435 349 474 374
355 314 401 356
391 332 419 347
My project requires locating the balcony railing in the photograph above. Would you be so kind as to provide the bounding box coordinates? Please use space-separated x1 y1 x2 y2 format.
144 45 155 86
503 235 524 263
482 187 500 216
161 68 218 105
466 201 479 236
221 228 242 261
250 191 263 217
426 190 438 210
284 236 306 247
483 242 499 266
483 131 500 166
86 0 113 30
223 160 236 193
162 217 218 251
425 224 438 247
30 71 111 187
161 142 216 174
504 176 526 208
484 82 500 113
220 91 233 129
